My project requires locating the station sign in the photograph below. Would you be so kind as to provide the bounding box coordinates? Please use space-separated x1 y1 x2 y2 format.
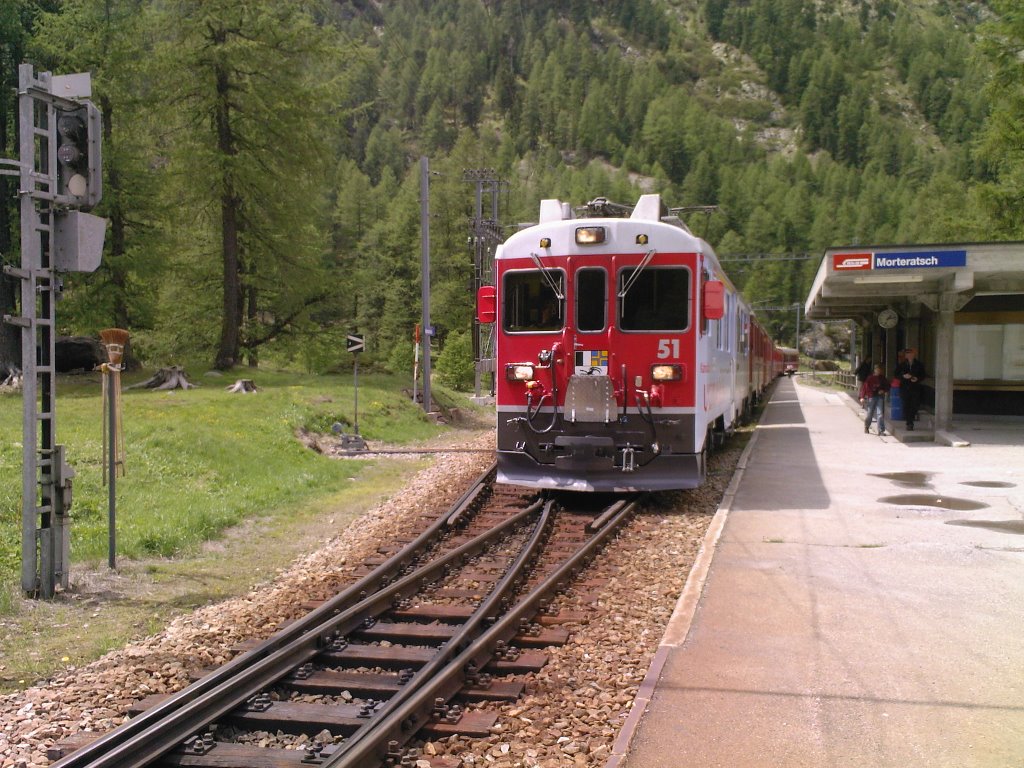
833 249 966 272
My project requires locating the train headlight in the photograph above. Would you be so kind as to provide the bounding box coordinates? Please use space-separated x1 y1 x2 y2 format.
651 364 683 381
506 364 536 381
575 226 606 245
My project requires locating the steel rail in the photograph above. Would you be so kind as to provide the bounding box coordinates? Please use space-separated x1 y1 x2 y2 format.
55 484 542 768
51 462 503 768
333 498 556 760
326 493 644 768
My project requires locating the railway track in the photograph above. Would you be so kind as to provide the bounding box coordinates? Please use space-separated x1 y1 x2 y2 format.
50 464 644 768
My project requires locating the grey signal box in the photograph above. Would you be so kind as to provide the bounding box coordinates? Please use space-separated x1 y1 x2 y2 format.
54 210 107 273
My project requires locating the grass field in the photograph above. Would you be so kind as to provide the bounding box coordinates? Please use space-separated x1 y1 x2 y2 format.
0 368 467 614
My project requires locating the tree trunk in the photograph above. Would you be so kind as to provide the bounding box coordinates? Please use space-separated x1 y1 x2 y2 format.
246 283 258 368
213 34 242 371
101 95 140 370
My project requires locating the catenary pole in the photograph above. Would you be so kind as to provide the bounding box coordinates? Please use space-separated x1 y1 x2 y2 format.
420 157 431 414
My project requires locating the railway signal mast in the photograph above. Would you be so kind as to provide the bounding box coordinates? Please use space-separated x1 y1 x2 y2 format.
0 65 106 598
464 168 505 400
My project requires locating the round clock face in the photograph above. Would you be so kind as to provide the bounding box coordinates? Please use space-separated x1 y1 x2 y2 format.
878 308 898 329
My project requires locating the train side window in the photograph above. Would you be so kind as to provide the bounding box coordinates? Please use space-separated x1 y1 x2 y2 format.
576 268 606 332
721 292 733 352
618 266 689 332
503 270 565 333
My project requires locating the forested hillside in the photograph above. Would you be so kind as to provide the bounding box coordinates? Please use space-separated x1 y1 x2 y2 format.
1 0 1021 372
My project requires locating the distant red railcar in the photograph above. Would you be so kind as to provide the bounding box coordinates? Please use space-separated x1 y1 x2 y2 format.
778 346 799 376
477 194 784 493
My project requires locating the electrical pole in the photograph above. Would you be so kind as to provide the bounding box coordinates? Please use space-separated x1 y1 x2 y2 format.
419 157 431 414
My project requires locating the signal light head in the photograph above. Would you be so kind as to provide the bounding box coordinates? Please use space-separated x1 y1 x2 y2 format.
54 104 102 209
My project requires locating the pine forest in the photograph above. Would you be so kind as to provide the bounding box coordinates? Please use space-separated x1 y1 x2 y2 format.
1 0 1022 377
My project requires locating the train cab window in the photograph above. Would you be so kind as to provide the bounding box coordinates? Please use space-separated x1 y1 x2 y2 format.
617 267 689 332
576 268 606 332
503 270 565 333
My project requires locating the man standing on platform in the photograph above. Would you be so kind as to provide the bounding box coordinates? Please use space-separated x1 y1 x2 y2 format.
894 348 926 430
859 364 889 435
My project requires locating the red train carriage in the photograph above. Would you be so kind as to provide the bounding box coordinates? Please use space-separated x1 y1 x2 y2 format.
778 346 799 376
477 194 777 492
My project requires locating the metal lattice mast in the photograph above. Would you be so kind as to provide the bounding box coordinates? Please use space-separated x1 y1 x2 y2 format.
463 169 505 398
14 66 66 597
2 64 105 598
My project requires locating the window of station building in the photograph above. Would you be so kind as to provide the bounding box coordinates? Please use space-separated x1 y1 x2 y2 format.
576 268 607 333
617 266 689 332
503 269 565 333
954 324 1024 381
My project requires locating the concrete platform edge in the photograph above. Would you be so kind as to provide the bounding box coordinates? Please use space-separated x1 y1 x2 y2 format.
605 427 763 768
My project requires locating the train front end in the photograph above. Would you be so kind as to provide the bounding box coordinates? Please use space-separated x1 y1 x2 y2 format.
485 195 725 493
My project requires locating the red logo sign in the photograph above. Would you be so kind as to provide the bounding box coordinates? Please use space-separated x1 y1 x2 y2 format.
832 253 872 271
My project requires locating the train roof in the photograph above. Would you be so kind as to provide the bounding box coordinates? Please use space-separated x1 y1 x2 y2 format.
498 194 710 260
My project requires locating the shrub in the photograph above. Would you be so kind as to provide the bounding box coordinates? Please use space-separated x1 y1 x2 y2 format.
435 330 474 391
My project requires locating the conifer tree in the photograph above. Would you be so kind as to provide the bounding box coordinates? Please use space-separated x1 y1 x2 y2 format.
150 0 347 368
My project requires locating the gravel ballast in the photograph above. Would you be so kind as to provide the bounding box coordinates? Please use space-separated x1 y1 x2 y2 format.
1 430 746 768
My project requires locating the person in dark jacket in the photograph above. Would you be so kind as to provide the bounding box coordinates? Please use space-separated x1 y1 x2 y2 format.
859 364 889 434
893 348 926 430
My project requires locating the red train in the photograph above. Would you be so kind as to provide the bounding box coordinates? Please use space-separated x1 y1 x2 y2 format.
476 194 787 492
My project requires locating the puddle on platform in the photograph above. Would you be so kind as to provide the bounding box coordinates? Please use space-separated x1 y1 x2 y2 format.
959 480 1017 489
879 494 988 511
870 472 933 488
946 519 1024 535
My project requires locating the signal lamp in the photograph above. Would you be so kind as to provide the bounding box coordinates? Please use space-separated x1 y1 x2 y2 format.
636 234 649 245
506 364 535 381
54 105 102 209
539 237 551 248
651 364 683 381
575 226 606 245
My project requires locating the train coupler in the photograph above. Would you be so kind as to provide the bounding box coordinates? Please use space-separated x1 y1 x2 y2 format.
620 447 636 472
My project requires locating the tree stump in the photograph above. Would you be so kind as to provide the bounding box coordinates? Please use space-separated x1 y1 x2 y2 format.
0 367 22 392
128 366 196 391
226 379 258 393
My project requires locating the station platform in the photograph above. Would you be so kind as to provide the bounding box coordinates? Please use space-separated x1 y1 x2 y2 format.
610 376 1024 768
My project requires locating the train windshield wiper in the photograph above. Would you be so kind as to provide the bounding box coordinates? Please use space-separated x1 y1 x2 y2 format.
617 249 657 298
529 251 565 300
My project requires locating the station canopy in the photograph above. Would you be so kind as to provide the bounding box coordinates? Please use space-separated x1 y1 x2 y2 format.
805 242 1024 322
